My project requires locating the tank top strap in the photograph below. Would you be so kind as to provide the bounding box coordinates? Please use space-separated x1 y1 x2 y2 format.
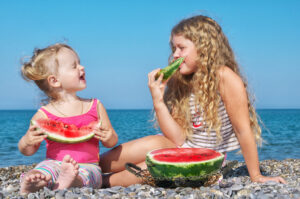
39 107 57 120
87 99 99 119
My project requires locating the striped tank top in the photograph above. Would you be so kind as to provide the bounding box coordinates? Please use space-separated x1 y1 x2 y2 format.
181 94 240 153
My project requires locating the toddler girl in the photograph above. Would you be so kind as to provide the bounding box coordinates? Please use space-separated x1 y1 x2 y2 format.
18 43 118 194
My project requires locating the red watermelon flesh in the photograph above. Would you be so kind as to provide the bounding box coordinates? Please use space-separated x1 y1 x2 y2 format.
150 148 221 163
32 119 100 143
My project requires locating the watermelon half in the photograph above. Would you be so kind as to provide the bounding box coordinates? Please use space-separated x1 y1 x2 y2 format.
32 119 101 144
146 148 224 180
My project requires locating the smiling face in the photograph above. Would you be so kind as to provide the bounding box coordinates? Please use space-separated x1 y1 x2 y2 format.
55 47 86 92
171 35 198 75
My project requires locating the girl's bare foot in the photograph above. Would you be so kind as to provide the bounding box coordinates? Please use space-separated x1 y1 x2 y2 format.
53 155 79 190
20 171 51 195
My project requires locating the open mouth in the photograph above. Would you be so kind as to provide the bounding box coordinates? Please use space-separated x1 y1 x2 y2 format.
80 73 85 81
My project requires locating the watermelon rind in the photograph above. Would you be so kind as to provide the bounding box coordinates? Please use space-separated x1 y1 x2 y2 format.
155 57 184 81
31 120 101 144
146 148 224 180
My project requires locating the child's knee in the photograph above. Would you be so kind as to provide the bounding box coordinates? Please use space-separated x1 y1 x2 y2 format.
146 135 175 149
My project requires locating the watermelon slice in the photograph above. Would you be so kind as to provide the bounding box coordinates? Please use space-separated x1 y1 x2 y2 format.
146 148 224 180
155 57 184 81
31 119 101 144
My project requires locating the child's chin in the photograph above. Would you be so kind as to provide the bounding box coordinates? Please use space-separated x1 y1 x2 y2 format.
79 85 87 90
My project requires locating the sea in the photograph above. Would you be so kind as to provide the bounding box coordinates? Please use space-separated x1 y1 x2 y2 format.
0 109 299 168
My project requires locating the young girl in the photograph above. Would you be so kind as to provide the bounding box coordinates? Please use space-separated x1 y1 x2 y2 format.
100 15 286 187
18 43 118 194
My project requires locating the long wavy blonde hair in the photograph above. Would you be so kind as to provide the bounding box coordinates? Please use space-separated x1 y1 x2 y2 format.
163 15 262 145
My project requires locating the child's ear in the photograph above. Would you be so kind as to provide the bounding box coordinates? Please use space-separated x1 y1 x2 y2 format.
47 75 61 88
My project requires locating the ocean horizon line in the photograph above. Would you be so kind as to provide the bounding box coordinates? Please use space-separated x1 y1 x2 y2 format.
0 108 300 111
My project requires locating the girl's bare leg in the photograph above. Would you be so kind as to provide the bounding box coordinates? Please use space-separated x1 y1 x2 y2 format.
103 162 147 187
100 135 176 187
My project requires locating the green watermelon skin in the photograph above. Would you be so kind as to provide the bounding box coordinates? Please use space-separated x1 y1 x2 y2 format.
146 148 224 179
31 119 100 144
155 57 184 81
44 131 95 144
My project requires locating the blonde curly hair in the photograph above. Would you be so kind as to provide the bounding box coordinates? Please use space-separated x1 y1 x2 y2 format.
163 15 262 145
21 43 76 102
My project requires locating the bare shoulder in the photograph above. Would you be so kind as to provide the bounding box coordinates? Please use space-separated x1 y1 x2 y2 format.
31 110 47 121
96 99 108 117
217 66 245 96
218 66 243 85
96 99 105 110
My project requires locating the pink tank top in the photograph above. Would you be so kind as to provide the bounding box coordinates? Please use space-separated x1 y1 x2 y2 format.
39 99 100 163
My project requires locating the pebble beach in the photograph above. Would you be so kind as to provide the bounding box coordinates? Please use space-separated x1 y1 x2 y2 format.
0 159 299 199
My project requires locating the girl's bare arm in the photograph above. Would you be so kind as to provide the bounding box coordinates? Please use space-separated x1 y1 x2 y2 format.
18 111 47 156
219 66 286 183
96 101 118 148
148 69 186 146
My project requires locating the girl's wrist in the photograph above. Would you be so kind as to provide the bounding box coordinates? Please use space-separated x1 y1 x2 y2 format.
250 173 263 182
153 100 165 110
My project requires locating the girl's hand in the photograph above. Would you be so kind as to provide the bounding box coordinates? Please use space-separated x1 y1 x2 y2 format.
23 125 47 147
94 125 114 144
252 174 287 184
148 69 168 108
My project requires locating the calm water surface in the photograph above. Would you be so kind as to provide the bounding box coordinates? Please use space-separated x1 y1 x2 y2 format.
0 109 299 167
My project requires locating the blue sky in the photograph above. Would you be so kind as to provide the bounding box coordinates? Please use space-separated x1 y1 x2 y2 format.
0 0 299 109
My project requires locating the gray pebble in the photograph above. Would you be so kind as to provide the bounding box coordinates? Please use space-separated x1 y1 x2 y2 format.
249 193 257 199
38 192 45 199
65 192 78 199
105 188 118 194
101 190 113 196
5 184 19 193
231 184 243 191
81 187 94 195
27 193 36 199
55 191 65 199
80 195 91 199
110 186 123 191
123 187 133 193
219 180 234 188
